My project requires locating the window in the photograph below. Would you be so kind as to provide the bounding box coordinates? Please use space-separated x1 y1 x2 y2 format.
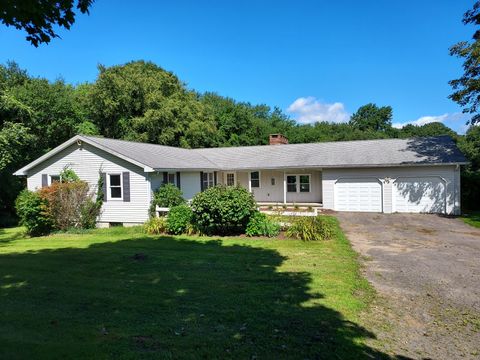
287 175 297 192
226 173 235 186
202 172 214 189
168 173 176 184
300 175 310 192
271 177 276 186
250 171 260 188
287 174 311 193
109 174 122 199
50 175 60 184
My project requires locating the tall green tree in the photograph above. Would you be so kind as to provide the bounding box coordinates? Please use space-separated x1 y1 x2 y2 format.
88 61 218 148
0 0 93 46
449 1 480 125
349 103 393 132
399 122 458 139
0 122 37 215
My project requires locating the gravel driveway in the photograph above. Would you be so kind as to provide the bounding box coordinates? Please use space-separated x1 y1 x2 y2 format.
336 212 480 359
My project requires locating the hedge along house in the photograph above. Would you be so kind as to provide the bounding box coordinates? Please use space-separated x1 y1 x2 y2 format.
14 134 467 226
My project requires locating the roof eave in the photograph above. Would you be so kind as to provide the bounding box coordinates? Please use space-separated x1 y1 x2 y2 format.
213 161 469 171
13 135 155 176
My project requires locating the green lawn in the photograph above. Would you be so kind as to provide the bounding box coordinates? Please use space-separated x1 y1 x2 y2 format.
461 211 480 228
0 218 389 359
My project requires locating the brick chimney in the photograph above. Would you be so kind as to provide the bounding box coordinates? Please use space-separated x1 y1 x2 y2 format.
269 134 289 145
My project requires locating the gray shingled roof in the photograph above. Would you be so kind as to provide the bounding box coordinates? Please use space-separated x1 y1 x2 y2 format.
84 135 467 170
84 136 218 170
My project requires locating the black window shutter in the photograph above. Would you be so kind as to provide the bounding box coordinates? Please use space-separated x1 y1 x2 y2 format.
163 172 168 185
214 172 217 185
176 172 181 189
41 174 48 187
101 173 107 201
200 171 204 191
122 172 130 202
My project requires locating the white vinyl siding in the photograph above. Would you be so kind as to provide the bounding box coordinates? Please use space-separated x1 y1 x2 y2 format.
322 166 460 215
26 142 150 224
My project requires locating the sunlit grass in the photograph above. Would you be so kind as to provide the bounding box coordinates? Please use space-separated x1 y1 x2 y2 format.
460 211 480 228
0 217 387 359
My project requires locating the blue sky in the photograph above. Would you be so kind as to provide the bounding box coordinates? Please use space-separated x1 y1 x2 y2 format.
0 0 474 133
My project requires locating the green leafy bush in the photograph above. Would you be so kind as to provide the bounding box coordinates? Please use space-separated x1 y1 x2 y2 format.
286 216 336 241
59 166 80 182
167 205 193 235
79 199 101 229
246 211 280 237
191 185 257 235
144 216 167 235
15 190 52 236
150 183 185 216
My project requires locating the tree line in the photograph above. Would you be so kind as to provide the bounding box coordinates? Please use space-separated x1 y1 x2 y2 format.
1 60 479 222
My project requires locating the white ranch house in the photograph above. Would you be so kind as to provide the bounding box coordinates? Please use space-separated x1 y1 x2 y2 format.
14 134 467 227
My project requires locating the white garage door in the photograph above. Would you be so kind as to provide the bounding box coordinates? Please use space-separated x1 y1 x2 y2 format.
394 177 446 213
335 178 382 212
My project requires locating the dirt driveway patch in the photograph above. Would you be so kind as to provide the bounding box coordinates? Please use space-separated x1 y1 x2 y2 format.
337 212 480 359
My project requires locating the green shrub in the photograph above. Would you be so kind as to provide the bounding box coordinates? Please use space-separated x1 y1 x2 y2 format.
167 205 193 235
79 199 101 229
246 211 280 237
144 216 167 235
15 190 52 236
150 183 186 216
286 216 336 241
184 222 199 236
59 166 80 182
191 185 257 235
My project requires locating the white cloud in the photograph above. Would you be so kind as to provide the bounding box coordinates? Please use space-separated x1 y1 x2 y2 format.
392 113 449 129
392 112 472 133
287 97 350 124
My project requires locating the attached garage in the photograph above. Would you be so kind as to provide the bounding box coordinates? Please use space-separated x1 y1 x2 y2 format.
393 176 446 214
334 178 383 212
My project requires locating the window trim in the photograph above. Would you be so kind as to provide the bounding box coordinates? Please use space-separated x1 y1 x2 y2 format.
202 172 215 190
108 173 123 200
49 175 61 185
299 174 311 193
249 171 261 189
225 172 236 187
286 175 297 193
286 174 311 193
167 173 176 185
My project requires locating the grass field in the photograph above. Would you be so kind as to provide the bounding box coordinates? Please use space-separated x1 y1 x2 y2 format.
0 218 390 359
461 211 480 228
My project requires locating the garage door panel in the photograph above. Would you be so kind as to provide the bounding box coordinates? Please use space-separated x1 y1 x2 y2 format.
335 178 382 212
394 177 446 213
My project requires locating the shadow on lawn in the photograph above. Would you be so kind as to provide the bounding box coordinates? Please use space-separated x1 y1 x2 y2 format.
0 236 408 359
0 227 24 245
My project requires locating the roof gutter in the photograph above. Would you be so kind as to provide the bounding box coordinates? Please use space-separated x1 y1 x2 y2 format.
192 162 469 171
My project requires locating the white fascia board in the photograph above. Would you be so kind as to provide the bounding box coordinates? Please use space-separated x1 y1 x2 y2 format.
13 135 154 176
